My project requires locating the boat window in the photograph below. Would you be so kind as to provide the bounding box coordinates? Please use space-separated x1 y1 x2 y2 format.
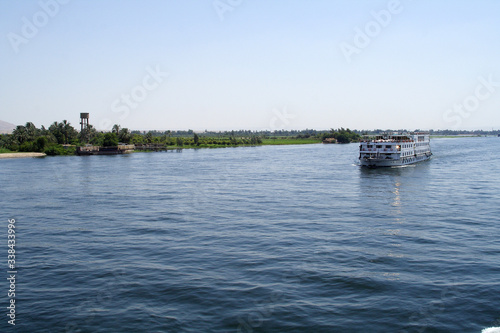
386 145 391 148
376 145 382 148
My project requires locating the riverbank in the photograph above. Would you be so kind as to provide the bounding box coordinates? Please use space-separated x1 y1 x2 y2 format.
430 135 480 138
133 138 323 150
261 138 322 145
0 152 46 159
1 139 325 158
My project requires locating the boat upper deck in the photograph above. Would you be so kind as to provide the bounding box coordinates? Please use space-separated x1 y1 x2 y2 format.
360 132 430 144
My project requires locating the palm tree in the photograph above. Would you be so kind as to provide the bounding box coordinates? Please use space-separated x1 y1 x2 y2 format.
40 125 50 136
61 120 71 144
60 120 77 144
24 122 38 141
118 128 131 143
112 124 121 135
49 121 64 144
144 131 153 144
80 124 97 144
12 125 27 144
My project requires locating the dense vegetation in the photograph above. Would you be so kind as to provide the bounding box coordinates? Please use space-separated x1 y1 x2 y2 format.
0 121 267 155
0 121 78 156
1 121 366 156
319 128 361 143
3 121 494 156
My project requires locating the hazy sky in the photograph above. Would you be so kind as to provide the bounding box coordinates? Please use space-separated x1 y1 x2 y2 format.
1 0 500 131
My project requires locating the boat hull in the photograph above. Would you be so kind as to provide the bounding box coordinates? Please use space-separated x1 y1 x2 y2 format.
360 154 432 168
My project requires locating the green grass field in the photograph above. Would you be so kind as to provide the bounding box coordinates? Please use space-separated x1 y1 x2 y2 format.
430 135 479 138
0 148 13 153
261 138 322 145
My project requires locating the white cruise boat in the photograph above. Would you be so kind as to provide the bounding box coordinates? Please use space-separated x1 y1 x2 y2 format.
359 131 432 167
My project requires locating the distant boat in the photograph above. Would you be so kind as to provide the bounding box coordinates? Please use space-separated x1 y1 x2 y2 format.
359 131 432 167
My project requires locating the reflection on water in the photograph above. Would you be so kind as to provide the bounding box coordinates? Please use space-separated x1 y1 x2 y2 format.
392 179 401 208
357 164 431 281
1 139 499 332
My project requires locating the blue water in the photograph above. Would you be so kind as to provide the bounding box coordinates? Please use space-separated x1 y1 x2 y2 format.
1 137 500 332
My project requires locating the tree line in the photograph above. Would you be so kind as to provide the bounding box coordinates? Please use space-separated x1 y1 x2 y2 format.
0 121 79 155
0 121 267 155
6 120 449 156
319 128 361 143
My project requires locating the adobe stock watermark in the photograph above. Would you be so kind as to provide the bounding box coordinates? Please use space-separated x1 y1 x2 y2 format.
99 65 169 131
213 0 243 21
339 0 405 64
399 280 461 333
191 164 232 209
64 268 126 333
236 292 285 333
236 259 320 333
263 106 297 132
7 0 71 54
442 74 499 128
7 219 17 326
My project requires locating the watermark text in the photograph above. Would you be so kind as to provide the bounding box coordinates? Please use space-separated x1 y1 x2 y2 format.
7 219 17 326
442 74 499 128
339 0 404 63
7 0 71 54
213 0 243 21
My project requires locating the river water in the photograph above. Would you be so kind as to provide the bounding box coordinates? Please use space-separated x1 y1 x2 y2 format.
1 137 499 332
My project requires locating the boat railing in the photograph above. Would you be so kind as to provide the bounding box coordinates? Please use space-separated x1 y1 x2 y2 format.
360 139 414 143
361 148 398 152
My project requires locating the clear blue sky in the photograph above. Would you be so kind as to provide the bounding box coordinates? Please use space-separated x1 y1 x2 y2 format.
1 0 500 131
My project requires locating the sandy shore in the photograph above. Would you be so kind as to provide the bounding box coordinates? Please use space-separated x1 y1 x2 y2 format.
0 152 47 159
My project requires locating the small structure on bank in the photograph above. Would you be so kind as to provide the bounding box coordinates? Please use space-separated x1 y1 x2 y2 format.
76 145 134 155
76 112 134 155
80 113 90 143
80 113 89 132
322 138 337 144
